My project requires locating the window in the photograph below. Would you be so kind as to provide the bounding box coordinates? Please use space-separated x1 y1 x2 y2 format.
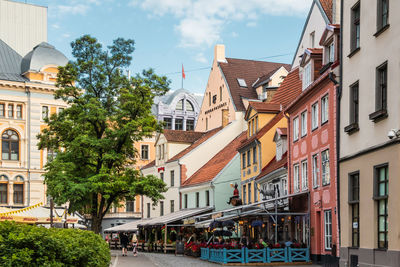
351 2 361 52
205 190 210 206
206 118 208 131
195 192 199 208
184 194 188 209
186 100 194 111
209 92 211 106
175 118 183 130
126 201 134 212
312 154 319 188
170 200 174 213
301 111 307 137
0 103 4 117
349 172 360 247
311 103 319 130
163 118 172 129
186 120 194 131
255 116 258 132
220 86 222 101
160 172 164 182
324 210 332 249
0 175 8 204
302 63 312 89
321 95 329 124
375 61 388 112
47 149 57 162
2 130 19 160
147 203 150 218
252 147 257 164
321 150 330 185
377 0 389 31
242 153 246 169
282 178 288 196
293 117 299 141
374 165 388 249
13 176 23 204
58 107 64 113
170 170 174 187
294 164 300 192
16 105 22 119
254 183 258 202
301 160 308 191
247 150 251 167
42 106 49 120
350 82 359 125
176 99 183 110
248 183 251 204
160 201 164 216
310 31 315 48
328 42 335 63
8 104 13 118
243 185 247 205
237 78 247 87
141 145 149 160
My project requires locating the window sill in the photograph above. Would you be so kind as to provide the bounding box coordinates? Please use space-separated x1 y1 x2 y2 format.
348 200 359 204
301 134 307 138
344 123 359 135
349 247 359 250
293 139 299 144
369 109 388 122
311 127 318 133
321 120 329 127
348 47 361 58
373 195 388 201
374 24 390 38
374 248 388 252
322 183 330 187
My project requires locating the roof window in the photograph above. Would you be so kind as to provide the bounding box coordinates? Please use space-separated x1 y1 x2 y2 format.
237 78 247 88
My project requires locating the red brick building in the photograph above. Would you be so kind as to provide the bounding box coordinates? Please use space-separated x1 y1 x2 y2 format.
285 24 340 264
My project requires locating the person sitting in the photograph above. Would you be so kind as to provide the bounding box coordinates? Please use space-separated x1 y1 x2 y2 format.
228 184 240 204
259 238 268 248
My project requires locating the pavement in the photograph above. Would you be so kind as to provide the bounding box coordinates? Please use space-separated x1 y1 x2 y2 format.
110 250 323 267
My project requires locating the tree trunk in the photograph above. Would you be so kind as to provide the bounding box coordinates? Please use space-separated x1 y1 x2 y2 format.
91 213 102 234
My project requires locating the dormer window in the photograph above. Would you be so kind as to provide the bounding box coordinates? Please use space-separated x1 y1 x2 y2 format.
328 42 335 63
237 78 247 88
302 62 312 90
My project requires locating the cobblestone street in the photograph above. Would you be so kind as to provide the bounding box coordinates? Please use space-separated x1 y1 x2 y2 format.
110 251 322 267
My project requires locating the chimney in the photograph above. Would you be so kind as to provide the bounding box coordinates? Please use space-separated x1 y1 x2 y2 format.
222 109 229 127
214 44 227 63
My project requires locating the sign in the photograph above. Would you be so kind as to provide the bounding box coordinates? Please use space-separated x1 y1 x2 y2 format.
212 212 222 219
157 167 165 173
205 102 227 115
352 222 358 229
183 218 195 225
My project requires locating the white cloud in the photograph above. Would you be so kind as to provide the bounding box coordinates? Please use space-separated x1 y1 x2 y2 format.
132 0 312 48
246 21 257 27
194 52 208 63
50 0 105 17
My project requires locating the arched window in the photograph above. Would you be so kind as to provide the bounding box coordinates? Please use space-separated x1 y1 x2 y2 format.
13 176 24 205
0 175 8 204
176 99 184 110
2 130 19 160
186 100 194 111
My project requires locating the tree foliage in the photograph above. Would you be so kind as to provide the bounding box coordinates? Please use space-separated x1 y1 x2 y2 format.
38 35 169 233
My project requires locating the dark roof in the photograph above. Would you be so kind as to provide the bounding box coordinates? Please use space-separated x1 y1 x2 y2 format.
271 68 303 108
181 132 247 187
167 127 222 163
247 101 281 114
162 130 205 143
256 152 288 181
0 39 27 82
319 0 333 23
219 58 290 112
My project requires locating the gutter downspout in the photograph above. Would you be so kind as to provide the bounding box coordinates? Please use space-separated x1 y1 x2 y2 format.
25 82 31 206
283 112 291 195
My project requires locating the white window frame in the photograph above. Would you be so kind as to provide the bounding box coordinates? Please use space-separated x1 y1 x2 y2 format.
321 149 330 185
324 209 332 249
311 102 319 130
302 62 312 90
301 111 307 137
282 178 288 196
301 160 308 191
321 95 329 124
329 42 335 63
312 154 319 188
294 164 300 192
293 117 299 141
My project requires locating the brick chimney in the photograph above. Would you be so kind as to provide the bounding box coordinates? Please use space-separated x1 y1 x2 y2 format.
214 44 227 63
222 109 229 127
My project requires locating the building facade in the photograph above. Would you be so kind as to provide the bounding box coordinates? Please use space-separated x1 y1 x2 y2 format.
339 1 400 266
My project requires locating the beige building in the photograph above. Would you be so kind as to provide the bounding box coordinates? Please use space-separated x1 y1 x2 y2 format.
339 0 400 266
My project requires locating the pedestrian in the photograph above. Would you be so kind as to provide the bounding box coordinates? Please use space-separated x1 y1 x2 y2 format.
119 232 129 256
132 233 138 257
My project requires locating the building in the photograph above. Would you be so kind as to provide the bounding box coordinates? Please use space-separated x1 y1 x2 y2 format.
195 44 290 132
0 40 68 208
339 1 400 266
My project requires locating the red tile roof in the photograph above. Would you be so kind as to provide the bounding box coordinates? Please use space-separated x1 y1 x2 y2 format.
256 152 288 181
163 130 204 143
247 101 281 114
167 127 223 163
306 48 323 55
271 68 303 108
141 160 155 170
182 132 247 187
276 127 287 136
319 0 333 23
219 58 291 112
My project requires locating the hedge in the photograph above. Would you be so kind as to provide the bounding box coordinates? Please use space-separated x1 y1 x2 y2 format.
0 221 110 267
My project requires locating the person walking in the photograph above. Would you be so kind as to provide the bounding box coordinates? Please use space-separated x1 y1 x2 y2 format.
132 233 138 257
119 232 129 256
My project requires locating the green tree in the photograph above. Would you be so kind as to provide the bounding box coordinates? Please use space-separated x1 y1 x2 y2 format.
38 35 169 233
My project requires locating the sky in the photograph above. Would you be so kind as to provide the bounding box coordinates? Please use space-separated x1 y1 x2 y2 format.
22 0 313 95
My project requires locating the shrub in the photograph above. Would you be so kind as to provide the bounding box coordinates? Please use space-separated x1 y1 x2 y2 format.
0 221 110 267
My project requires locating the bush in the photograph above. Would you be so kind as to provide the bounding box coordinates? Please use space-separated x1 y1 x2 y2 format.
0 221 110 267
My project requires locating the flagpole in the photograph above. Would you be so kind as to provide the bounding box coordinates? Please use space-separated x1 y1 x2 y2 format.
181 63 184 89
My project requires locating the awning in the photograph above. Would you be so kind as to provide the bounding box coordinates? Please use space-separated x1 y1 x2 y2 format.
104 218 150 232
138 207 213 227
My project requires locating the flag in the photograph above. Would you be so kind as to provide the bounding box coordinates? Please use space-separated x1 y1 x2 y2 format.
182 64 186 79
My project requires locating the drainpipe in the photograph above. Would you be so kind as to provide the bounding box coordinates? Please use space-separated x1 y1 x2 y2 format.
283 112 291 195
25 82 31 206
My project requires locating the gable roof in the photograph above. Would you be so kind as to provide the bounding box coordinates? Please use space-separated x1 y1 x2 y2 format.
271 68 303 108
162 129 204 143
219 58 290 112
256 152 288 181
141 160 155 170
166 127 222 163
0 39 27 82
245 101 281 119
181 131 247 187
276 127 287 137
251 67 282 88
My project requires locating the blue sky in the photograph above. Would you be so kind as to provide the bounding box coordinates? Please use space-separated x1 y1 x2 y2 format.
24 0 312 95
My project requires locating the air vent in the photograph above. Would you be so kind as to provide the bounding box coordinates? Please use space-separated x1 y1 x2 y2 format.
237 78 247 87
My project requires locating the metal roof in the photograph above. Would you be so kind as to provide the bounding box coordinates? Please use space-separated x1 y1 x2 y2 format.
0 39 27 82
104 218 150 232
